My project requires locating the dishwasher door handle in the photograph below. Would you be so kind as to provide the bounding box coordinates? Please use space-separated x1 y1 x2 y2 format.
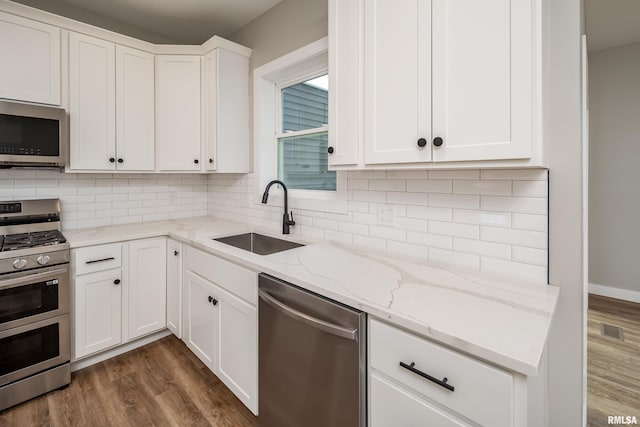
258 289 358 341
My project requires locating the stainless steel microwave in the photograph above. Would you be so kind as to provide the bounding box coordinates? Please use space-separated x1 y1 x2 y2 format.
0 100 66 168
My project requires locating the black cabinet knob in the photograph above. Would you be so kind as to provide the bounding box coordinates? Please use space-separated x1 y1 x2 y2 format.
328 146 334 154
174 250 179 256
109 157 115 163
433 137 444 147
208 296 218 305
117 158 123 163
113 279 121 285
209 158 213 163
194 159 199 164
417 138 427 148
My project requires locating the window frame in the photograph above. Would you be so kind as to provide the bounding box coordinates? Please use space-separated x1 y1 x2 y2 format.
254 37 346 213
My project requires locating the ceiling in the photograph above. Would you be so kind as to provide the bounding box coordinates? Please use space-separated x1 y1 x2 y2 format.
11 0 283 44
585 0 640 52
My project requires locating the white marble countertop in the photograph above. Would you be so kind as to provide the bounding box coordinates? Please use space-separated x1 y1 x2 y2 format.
64 216 559 377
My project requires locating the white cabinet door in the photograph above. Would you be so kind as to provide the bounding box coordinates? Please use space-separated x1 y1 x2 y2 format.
74 269 122 359
363 0 432 165
0 12 60 105
216 284 257 413
370 373 469 427
69 32 116 170
431 0 533 162
328 0 361 167
203 48 250 173
166 239 183 338
115 45 155 171
127 238 167 340
183 270 217 370
156 55 201 171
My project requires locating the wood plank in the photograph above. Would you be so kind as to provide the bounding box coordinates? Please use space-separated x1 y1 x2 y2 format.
587 294 640 427
0 335 257 427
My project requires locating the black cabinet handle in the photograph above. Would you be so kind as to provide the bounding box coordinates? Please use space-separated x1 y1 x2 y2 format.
194 159 199 164
174 250 179 256
433 137 444 147
209 158 214 163
86 257 115 265
113 279 121 285
399 361 455 392
117 158 124 163
208 296 218 306
417 138 427 148
327 146 334 154
109 157 115 163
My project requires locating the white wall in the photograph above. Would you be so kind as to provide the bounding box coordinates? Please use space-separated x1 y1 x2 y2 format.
0 170 207 230
588 42 640 294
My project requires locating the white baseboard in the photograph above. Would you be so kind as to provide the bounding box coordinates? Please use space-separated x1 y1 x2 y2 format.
588 283 640 303
71 329 173 372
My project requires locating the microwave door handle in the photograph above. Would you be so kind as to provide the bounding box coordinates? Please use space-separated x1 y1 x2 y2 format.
0 268 67 291
258 289 358 341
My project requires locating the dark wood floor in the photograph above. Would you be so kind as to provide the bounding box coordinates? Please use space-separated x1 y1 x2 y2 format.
0 335 258 427
587 294 640 427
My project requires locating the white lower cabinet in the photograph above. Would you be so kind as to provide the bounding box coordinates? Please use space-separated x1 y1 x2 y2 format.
74 268 123 359
369 318 518 427
183 246 258 414
166 239 183 338
73 238 167 360
127 238 167 340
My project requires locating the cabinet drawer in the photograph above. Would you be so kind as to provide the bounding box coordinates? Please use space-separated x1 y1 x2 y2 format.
370 373 469 427
184 247 256 304
74 243 123 275
369 319 513 427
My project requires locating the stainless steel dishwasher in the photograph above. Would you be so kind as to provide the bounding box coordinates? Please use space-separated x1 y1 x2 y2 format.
258 273 366 427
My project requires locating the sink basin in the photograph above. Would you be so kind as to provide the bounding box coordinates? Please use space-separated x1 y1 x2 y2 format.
213 232 304 255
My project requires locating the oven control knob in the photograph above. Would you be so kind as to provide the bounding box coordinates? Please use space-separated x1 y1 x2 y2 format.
37 255 51 265
13 258 28 269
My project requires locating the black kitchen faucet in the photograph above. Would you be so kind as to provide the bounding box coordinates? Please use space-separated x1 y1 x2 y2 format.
261 180 295 234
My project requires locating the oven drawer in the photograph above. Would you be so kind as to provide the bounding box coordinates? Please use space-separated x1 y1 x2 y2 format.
369 319 514 427
0 313 70 387
74 243 123 275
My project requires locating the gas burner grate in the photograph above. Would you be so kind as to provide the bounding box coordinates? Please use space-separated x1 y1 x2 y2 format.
1 230 67 252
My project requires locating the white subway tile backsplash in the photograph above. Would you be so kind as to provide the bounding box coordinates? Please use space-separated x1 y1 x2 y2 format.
406 179 452 193
481 257 547 283
429 220 479 239
452 209 512 228
347 201 369 213
512 246 547 266
406 231 453 250
369 179 406 192
352 190 386 203
395 217 429 232
453 238 511 260
405 205 452 221
513 181 548 197
324 230 353 245
512 213 548 232
428 170 480 180
480 169 548 181
481 196 547 215
387 241 428 259
429 193 480 209
369 225 406 242
353 235 387 251
481 226 547 249
347 179 369 190
352 212 378 225
429 248 480 269
453 180 511 196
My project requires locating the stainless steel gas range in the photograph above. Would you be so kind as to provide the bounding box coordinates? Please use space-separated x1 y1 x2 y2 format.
0 199 70 411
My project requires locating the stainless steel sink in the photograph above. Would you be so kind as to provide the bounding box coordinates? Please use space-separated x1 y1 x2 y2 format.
213 232 304 255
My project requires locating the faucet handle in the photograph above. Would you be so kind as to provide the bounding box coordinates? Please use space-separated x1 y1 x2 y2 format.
288 210 295 225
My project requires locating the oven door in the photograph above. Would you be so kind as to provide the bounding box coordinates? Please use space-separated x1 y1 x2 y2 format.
0 314 70 387
0 266 69 331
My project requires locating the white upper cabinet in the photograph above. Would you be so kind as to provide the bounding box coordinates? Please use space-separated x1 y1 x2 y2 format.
0 11 60 105
431 0 533 162
203 48 250 173
330 0 541 168
69 33 155 171
115 45 155 171
69 32 116 170
156 55 202 171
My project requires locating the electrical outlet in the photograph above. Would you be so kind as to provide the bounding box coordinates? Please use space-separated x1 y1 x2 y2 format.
377 206 396 227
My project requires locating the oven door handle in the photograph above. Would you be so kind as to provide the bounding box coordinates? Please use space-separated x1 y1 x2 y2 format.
0 267 68 291
258 289 358 341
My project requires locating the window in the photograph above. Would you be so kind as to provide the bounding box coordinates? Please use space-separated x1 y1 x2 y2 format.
254 38 346 213
277 74 336 191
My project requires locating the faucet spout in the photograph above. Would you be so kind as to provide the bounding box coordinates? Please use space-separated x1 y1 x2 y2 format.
262 180 295 234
